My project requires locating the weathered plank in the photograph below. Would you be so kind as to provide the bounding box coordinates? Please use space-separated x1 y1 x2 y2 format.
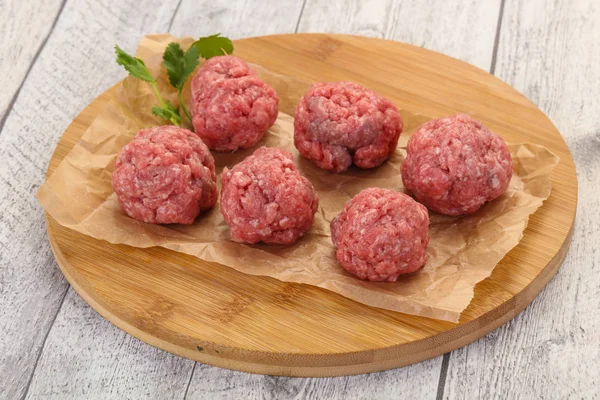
185 358 442 400
297 0 502 71
169 0 306 38
0 1 185 399
0 0 64 124
26 291 193 400
443 0 600 398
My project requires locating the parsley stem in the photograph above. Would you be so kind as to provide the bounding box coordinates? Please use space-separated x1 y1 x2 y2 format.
150 80 179 126
178 90 193 123
150 81 166 108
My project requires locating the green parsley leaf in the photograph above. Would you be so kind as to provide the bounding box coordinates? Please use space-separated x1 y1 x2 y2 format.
161 42 200 123
192 33 234 59
162 42 185 86
115 43 184 126
151 100 181 126
162 43 200 90
115 45 154 82
182 45 200 82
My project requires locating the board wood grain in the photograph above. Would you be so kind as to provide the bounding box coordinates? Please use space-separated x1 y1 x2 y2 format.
43 34 577 377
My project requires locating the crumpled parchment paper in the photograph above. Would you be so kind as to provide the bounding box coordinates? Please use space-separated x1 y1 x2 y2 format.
37 34 559 322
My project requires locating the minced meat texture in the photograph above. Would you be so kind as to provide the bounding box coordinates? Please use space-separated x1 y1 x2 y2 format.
220 147 319 245
112 125 217 224
401 114 513 216
191 55 256 100
294 81 403 172
330 188 429 282
191 56 278 152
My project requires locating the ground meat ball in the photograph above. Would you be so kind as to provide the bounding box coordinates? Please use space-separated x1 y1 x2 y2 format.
112 125 217 224
294 81 403 172
220 147 319 245
191 56 279 152
401 114 513 216
191 55 256 102
330 188 429 282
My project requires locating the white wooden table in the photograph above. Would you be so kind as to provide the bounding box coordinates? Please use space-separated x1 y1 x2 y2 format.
1 0 598 398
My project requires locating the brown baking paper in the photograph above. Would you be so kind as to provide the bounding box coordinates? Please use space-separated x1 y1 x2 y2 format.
38 34 559 322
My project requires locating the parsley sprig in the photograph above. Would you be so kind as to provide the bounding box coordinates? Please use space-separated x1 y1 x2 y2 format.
161 43 199 123
115 34 234 127
115 45 181 126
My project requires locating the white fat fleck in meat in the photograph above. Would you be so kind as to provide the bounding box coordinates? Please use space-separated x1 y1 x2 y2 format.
491 175 500 189
279 217 290 227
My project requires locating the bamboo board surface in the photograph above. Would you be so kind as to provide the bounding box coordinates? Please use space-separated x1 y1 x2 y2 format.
44 34 577 377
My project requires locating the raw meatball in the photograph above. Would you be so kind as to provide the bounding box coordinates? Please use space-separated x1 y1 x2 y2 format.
112 125 217 224
330 188 429 282
220 147 319 245
191 56 279 152
401 114 513 216
294 81 403 173
191 55 256 99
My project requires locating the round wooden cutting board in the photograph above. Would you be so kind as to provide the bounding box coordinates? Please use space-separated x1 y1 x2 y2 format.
45 34 577 377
